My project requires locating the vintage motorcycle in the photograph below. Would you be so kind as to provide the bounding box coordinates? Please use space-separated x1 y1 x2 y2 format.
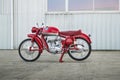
18 23 92 62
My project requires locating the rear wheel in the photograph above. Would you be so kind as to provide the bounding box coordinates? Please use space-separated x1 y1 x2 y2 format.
18 39 40 62
68 38 91 61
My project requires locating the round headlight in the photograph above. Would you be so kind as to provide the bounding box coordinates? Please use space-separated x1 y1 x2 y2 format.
31 27 38 33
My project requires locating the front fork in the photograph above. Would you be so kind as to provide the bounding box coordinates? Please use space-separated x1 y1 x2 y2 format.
28 34 43 53
29 42 37 51
29 39 40 52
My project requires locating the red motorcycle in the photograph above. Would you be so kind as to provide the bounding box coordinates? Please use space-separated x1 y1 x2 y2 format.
18 23 92 62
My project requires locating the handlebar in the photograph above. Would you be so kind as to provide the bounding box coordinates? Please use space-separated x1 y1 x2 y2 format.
31 23 46 35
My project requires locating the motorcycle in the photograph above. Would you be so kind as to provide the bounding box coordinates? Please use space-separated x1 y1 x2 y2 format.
18 23 92 62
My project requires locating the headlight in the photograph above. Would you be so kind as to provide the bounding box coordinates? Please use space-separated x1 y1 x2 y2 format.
31 27 38 33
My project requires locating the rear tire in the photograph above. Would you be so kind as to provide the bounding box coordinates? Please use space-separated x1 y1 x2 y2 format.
68 38 91 61
18 39 40 62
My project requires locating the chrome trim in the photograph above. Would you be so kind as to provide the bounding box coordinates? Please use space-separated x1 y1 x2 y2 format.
42 33 59 36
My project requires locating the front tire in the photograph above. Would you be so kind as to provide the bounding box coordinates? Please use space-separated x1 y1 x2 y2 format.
68 38 91 61
18 39 40 62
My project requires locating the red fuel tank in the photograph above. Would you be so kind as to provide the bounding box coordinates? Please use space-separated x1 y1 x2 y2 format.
42 26 59 35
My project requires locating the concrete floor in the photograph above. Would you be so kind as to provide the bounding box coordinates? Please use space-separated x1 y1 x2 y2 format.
0 50 120 80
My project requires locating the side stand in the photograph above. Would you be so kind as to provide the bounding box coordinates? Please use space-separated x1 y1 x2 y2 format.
59 49 67 63
59 51 65 63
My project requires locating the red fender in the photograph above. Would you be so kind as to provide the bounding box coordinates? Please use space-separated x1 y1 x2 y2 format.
74 32 91 44
28 34 43 53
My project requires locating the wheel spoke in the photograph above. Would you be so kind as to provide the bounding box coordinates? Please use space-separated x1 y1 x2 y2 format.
18 39 40 61
68 38 91 60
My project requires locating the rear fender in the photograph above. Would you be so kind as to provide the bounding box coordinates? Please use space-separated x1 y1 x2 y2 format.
74 33 92 44
27 34 43 53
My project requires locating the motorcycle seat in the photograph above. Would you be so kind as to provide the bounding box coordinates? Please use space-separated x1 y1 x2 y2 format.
59 30 81 36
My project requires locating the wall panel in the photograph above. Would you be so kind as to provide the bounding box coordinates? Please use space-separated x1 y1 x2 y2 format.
0 0 120 50
0 0 12 49
14 0 46 49
45 13 120 50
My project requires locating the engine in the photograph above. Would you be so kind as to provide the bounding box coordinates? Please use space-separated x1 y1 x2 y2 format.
45 36 62 54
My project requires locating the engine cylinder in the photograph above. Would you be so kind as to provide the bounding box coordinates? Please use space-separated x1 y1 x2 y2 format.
46 36 62 54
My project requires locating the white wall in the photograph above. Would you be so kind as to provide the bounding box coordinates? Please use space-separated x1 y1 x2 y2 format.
0 0 12 49
13 0 46 49
45 13 120 50
0 0 120 50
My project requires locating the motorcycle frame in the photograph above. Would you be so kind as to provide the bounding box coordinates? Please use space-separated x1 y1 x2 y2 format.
27 27 91 62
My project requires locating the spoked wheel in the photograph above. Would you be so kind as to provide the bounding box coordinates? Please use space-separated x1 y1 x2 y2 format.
18 39 40 62
68 38 91 61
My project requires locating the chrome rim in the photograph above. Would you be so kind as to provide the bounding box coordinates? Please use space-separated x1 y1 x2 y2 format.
20 40 39 60
69 39 89 59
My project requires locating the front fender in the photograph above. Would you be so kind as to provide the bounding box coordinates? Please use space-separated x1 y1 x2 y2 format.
27 34 43 53
75 33 92 44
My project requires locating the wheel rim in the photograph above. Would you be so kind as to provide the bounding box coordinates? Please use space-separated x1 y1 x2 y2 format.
69 39 90 59
20 40 39 61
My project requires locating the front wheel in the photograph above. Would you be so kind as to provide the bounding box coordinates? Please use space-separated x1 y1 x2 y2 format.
68 38 91 61
18 39 40 62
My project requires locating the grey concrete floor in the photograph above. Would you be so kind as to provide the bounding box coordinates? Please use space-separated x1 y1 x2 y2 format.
0 50 120 80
